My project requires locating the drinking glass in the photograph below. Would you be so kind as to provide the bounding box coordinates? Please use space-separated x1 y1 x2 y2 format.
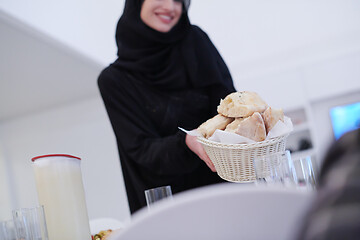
293 156 317 190
12 205 48 240
144 186 173 209
0 220 16 240
253 151 297 187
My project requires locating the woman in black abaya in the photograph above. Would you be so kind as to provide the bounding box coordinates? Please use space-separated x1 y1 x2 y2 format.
98 0 236 214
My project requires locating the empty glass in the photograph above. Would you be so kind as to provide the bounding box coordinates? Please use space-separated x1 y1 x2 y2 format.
0 220 16 240
145 186 173 209
12 205 48 240
253 151 297 187
293 156 317 190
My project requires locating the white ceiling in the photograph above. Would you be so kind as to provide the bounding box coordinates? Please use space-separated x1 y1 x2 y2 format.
0 11 104 122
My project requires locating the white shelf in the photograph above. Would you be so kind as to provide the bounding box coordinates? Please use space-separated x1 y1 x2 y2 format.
292 122 309 133
289 149 316 160
285 106 316 161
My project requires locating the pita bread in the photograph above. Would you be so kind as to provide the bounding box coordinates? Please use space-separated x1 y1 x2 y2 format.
224 118 245 133
197 114 234 138
217 91 268 118
235 112 267 142
262 107 284 134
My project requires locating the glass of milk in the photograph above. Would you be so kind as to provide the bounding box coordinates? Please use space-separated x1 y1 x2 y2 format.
31 154 92 240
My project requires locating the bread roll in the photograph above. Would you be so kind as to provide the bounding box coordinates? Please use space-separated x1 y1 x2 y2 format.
235 112 267 142
197 114 234 138
217 91 268 118
262 107 284 134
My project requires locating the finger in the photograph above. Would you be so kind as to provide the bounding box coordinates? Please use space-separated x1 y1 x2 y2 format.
209 162 216 172
205 159 216 172
204 155 216 172
199 146 216 172
205 161 214 171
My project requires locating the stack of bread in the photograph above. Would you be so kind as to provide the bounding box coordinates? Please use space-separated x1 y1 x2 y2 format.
197 91 285 142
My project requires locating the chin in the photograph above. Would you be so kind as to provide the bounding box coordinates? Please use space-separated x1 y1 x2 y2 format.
152 21 174 33
154 26 172 33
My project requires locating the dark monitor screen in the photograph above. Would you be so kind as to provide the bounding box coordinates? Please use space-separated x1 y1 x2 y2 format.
330 101 360 140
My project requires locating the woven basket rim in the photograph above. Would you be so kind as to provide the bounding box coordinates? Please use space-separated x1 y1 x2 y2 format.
197 133 289 149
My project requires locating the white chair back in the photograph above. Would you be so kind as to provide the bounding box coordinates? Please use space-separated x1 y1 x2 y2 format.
109 183 314 240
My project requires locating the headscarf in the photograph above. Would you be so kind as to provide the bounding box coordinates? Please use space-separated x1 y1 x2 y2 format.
113 0 233 90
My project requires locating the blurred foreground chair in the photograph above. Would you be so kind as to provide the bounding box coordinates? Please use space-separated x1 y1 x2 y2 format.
108 183 314 240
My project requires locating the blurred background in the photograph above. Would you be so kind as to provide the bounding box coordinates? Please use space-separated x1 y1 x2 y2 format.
1 0 359 223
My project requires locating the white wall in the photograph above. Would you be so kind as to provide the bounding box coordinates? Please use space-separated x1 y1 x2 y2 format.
191 0 360 72
0 98 131 222
0 146 13 219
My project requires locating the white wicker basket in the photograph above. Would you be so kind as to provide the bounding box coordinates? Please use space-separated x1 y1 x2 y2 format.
197 134 289 183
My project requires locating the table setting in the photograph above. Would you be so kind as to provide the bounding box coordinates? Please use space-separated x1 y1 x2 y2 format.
0 92 318 240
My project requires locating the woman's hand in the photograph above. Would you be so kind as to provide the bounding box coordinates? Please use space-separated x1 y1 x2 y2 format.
185 134 216 172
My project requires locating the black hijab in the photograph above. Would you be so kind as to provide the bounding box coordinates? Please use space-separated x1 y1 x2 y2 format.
113 0 233 90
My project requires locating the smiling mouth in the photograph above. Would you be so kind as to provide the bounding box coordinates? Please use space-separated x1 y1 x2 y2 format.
157 14 173 23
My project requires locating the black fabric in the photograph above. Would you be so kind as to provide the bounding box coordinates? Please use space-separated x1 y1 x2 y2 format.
114 0 232 90
98 0 236 214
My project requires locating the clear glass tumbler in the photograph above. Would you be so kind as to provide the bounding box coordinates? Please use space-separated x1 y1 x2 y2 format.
253 150 297 187
145 186 173 209
12 205 48 240
0 220 16 240
293 156 317 190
